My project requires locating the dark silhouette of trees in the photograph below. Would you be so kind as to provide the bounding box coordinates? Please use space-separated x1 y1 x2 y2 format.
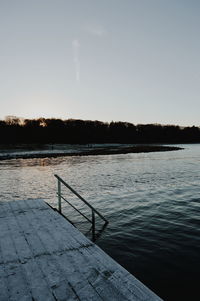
0 116 200 145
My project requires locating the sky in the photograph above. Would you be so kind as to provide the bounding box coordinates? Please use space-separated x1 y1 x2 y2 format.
0 0 200 126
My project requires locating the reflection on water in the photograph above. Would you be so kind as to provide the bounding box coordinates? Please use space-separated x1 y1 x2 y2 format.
0 144 200 300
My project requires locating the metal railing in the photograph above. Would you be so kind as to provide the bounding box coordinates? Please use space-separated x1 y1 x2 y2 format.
54 174 108 241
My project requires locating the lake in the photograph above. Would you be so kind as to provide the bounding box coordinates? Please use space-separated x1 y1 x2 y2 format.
0 144 199 300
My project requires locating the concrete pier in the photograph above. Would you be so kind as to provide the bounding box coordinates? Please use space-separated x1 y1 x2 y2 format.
0 199 163 301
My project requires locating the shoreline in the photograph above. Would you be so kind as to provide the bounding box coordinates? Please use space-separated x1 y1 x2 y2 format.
0 145 183 161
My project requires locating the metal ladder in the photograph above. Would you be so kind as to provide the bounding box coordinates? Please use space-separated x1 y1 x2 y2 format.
54 174 108 241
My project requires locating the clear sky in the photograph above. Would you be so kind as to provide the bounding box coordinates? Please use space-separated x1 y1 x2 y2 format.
0 0 200 126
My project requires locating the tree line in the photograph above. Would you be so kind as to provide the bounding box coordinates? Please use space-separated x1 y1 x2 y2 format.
0 116 200 144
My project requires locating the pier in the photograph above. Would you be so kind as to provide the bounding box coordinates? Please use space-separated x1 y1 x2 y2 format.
0 199 163 301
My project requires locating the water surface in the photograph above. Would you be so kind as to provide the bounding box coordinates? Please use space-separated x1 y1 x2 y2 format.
0 144 199 300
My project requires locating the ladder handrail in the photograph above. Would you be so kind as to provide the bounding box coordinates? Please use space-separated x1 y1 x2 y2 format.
54 174 108 224
58 193 92 224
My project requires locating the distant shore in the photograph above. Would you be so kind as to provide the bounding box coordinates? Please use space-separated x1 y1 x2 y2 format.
0 145 183 160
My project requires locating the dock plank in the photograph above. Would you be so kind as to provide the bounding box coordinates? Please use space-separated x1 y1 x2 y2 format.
0 217 19 264
0 199 163 301
0 251 9 301
23 259 56 301
5 262 32 301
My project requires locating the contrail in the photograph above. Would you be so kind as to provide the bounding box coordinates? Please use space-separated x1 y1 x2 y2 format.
72 39 80 82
